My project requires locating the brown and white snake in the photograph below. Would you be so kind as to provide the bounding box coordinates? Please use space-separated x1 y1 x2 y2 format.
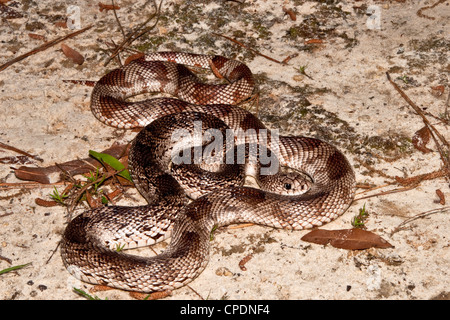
60 52 356 293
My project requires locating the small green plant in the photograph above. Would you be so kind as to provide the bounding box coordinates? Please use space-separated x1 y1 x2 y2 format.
86 167 106 192
115 243 126 252
352 203 369 228
210 224 218 241
296 64 313 79
42 150 132 210
398 75 409 84
73 287 106 300
50 187 69 204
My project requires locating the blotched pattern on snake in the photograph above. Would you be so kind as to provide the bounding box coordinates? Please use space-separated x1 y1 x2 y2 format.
60 52 356 293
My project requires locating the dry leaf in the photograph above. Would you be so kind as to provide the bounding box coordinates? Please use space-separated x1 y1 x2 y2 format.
61 43 84 65
436 189 445 205
124 52 145 66
430 85 445 97
412 126 432 153
238 254 253 271
28 33 47 42
54 21 68 28
282 7 296 21
305 39 324 45
301 228 393 250
35 198 59 207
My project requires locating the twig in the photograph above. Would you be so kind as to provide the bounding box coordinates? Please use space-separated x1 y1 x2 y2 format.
394 168 447 187
45 241 60 265
353 185 417 202
111 0 125 38
212 32 285 64
104 0 162 66
0 142 43 162
0 25 93 73
417 0 446 20
386 72 450 181
391 206 450 234
0 182 66 189
0 255 12 264
445 89 450 119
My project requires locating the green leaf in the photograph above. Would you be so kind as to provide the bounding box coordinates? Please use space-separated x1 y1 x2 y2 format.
89 150 132 182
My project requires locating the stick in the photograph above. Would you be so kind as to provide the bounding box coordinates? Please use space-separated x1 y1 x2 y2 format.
0 142 43 162
0 25 93 73
386 72 450 181
353 185 416 202
212 32 284 64
391 206 450 234
104 0 162 66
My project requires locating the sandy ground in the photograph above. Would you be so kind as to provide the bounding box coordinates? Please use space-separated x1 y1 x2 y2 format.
0 0 449 300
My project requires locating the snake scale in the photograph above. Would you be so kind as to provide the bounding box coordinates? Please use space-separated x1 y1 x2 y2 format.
60 52 356 293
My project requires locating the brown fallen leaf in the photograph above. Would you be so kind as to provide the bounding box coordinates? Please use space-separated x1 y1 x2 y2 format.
28 33 47 42
282 7 296 21
35 198 59 207
124 52 145 66
301 228 393 250
412 126 432 153
61 43 84 65
430 85 445 97
436 189 445 205
238 254 253 271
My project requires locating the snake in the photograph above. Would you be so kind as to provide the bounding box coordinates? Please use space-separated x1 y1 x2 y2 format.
60 52 356 293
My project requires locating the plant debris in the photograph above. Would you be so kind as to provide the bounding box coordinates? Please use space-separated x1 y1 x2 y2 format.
301 228 393 250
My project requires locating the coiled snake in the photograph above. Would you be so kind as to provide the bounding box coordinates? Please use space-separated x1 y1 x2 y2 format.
61 52 356 293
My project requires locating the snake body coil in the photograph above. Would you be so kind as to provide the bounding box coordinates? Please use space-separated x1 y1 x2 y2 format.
61 52 356 293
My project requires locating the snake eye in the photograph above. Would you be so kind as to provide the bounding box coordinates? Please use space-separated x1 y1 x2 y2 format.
284 183 292 190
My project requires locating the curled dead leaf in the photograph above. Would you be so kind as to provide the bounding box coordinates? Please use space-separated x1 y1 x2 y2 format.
238 254 253 271
436 189 445 205
412 126 432 153
301 228 393 250
61 43 84 65
282 7 296 21
124 52 145 66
